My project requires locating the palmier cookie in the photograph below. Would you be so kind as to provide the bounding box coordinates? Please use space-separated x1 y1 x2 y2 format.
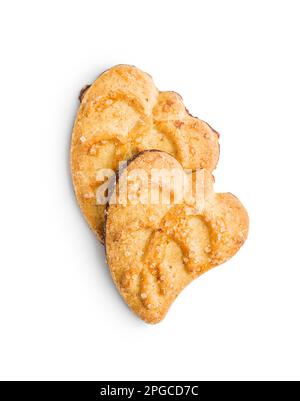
105 150 249 324
71 65 220 242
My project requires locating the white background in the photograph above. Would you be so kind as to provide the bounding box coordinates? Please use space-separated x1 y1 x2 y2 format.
0 0 299 381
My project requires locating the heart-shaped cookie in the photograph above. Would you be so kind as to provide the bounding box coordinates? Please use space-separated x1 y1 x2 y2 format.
71 65 220 242
105 151 249 324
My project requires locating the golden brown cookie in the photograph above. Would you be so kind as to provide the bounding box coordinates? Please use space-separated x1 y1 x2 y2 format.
105 151 249 324
71 65 220 242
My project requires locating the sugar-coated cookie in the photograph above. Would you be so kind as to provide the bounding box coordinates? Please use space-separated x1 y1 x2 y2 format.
105 151 249 324
71 65 220 242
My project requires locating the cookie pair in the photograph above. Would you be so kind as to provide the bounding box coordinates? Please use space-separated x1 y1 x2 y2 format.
71 65 249 323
